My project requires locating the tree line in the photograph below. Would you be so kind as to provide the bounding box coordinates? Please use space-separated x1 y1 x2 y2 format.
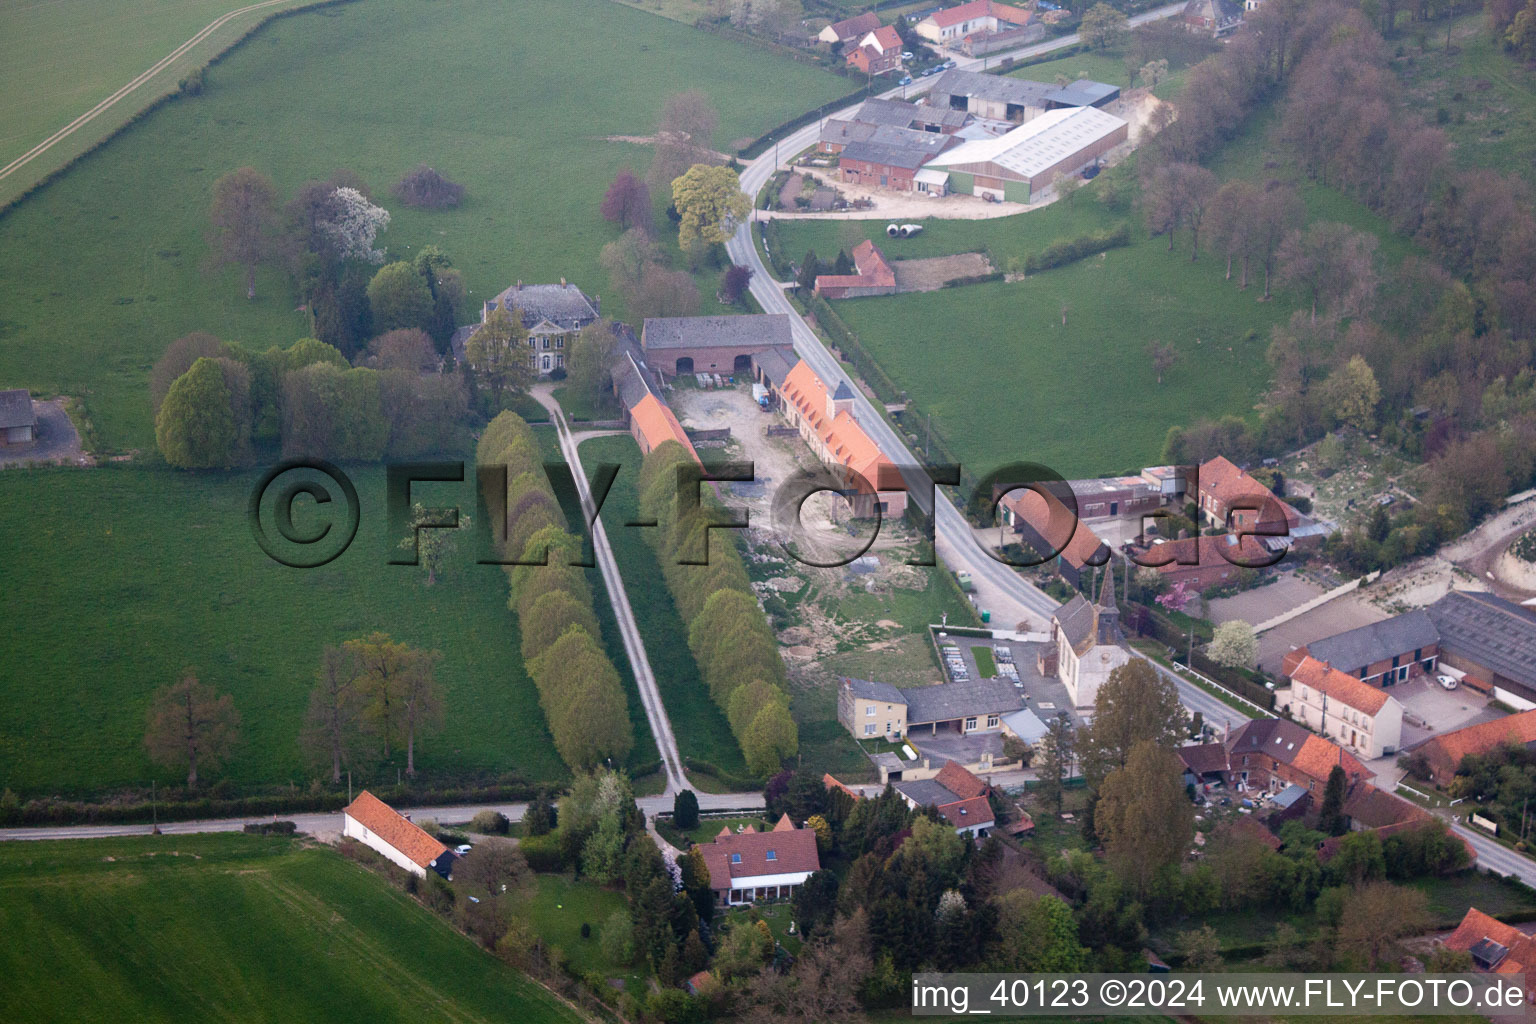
637 441 798 779
1136 0 1536 572
476 412 634 770
151 328 469 469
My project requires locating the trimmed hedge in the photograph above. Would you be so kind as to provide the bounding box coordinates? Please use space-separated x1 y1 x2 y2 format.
941 272 1006 288
806 294 900 404
1023 223 1131 274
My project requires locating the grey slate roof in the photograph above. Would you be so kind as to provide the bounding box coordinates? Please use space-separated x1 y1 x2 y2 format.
832 380 854 400
610 323 657 410
930 68 1060 108
753 346 798 388
1054 593 1096 651
0 389 35 429
841 124 953 170
1427 590 1536 690
846 677 905 704
1051 79 1120 108
912 104 969 129
1308 610 1440 674
820 118 880 149
486 282 600 331
896 778 962 806
641 314 794 352
853 97 932 127
898 679 1022 724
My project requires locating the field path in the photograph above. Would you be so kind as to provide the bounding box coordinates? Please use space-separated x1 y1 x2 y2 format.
0 0 294 187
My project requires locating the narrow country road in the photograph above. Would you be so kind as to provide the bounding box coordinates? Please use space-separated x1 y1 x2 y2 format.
532 388 690 795
0 0 300 186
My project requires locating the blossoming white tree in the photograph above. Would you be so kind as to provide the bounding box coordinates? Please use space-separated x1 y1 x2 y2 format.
318 187 390 263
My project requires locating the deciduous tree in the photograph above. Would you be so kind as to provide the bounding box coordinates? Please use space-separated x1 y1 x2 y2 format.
144 671 241 787
1335 881 1428 969
1276 221 1379 321
208 167 277 299
1079 660 1188 787
301 644 364 783
565 319 619 408
1094 741 1195 893
367 261 435 335
601 169 653 234
1208 620 1257 668
672 164 750 251
1146 340 1179 385
464 306 534 409
1080 3 1128 48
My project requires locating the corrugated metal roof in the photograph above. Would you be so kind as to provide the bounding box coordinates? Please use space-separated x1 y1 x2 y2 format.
925 106 1126 181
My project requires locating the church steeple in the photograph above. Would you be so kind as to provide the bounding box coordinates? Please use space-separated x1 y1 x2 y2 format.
1094 563 1119 644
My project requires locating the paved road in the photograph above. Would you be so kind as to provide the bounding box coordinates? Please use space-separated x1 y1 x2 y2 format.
534 389 689 795
0 791 765 843
0 0 300 187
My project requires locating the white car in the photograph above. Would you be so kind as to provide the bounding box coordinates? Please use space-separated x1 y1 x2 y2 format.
455 844 473 855
1437 674 1459 691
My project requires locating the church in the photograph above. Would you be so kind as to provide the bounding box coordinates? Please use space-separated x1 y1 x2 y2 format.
1041 568 1129 709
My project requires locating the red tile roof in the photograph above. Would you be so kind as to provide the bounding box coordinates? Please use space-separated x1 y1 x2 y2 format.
1199 455 1299 526
936 795 994 829
780 359 896 494
343 791 449 870
935 760 988 800
629 393 699 463
1292 733 1368 783
1177 742 1230 775
827 11 881 40
928 0 1032 29
815 239 896 294
1422 711 1536 775
999 485 1107 570
1290 655 1390 715
867 24 902 50
772 813 796 832
1144 533 1275 575
701 822 820 891
823 773 864 800
1222 816 1282 850
1341 783 1430 829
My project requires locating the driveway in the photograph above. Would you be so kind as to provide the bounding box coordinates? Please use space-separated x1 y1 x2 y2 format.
0 398 85 467
1207 574 1329 628
1255 593 1387 676
1396 674 1498 747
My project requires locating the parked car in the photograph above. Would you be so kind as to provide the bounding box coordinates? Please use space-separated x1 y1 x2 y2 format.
942 59 956 69
1437 674 1459 690
921 66 936 76
899 75 912 85
455 844 473 855
901 50 914 59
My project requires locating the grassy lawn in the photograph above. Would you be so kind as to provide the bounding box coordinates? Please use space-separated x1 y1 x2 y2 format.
1411 870 1536 923
721 901 802 954
972 645 997 677
510 873 638 980
577 433 750 777
0 0 331 205
0 833 581 1024
0 459 666 798
0 0 850 451
553 384 622 424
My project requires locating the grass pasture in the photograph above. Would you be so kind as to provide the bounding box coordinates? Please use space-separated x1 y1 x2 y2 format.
0 0 849 451
0 833 581 1024
0 459 667 798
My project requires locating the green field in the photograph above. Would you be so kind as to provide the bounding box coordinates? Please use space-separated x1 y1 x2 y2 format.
773 188 1289 477
578 433 752 777
0 0 330 205
0 459 668 798
0 0 849 451
0 833 581 1024
511 873 638 980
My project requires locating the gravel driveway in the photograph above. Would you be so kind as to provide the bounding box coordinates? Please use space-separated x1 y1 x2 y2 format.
0 398 85 467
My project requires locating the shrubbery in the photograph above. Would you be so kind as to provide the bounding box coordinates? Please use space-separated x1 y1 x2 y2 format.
393 165 465 209
1022 223 1132 275
638 442 796 777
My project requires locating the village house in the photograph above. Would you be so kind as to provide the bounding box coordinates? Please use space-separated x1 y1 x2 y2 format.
913 0 1041 54
640 313 794 379
342 791 456 879
1135 531 1279 593
814 239 897 299
1280 656 1405 759
836 675 1022 741
837 124 958 193
1181 0 1243 36
1416 709 1536 785
1195 455 1300 534
1282 610 1440 690
818 10 882 47
1438 907 1536 998
1043 570 1129 709
452 280 600 377
846 24 905 74
1223 718 1370 797
0 389 37 447
700 814 820 907
1063 470 1177 521
894 761 995 837
997 483 1109 589
920 105 1128 203
776 359 907 518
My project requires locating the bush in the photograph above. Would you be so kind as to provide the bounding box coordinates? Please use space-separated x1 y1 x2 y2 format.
519 832 568 873
241 820 297 835
470 810 510 835
1024 223 1132 274
393 165 465 209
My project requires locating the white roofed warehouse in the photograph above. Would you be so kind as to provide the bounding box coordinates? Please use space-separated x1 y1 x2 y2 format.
922 106 1128 203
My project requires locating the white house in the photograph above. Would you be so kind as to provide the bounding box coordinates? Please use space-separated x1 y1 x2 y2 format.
701 814 820 907
1281 656 1405 760
914 0 1032 45
1047 570 1130 709
343 790 456 879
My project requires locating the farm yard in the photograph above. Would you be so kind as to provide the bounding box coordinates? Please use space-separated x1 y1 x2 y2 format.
0 833 583 1024
0 459 671 798
0 0 850 453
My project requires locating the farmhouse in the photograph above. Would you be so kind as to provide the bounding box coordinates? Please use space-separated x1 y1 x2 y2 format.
610 326 701 464
838 124 957 192
1282 611 1440 689
777 359 908 517
700 814 819 907
836 675 1022 740
1181 0 1243 36
1223 718 1369 796
452 280 600 377
0 389 36 447
814 239 896 298
819 11 882 46
894 761 995 837
1196 456 1300 534
1426 590 1536 708
1416 710 1536 785
921 106 1128 203
1438 908 1536 996
913 0 1040 54
846 25 905 74
1280 655 1405 759
817 99 966 154
342 791 456 879
997 483 1109 588
1135 532 1278 592
1044 569 1129 708
640 313 794 378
